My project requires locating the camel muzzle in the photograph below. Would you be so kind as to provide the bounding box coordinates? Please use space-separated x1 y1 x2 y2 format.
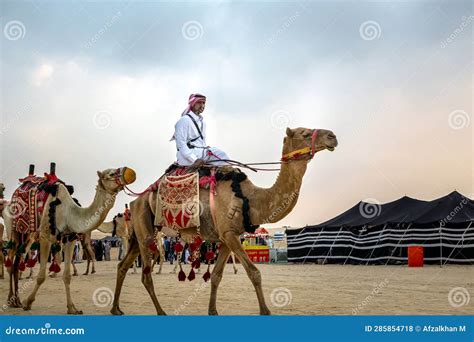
121 167 136 185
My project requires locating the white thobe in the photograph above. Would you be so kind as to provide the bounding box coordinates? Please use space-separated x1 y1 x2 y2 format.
173 111 229 166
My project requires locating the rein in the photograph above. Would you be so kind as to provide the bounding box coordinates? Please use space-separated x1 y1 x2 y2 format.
123 129 321 197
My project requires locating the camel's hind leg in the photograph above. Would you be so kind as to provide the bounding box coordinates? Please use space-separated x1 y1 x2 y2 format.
62 241 82 314
138 243 166 315
110 237 139 315
231 252 238 274
208 243 231 315
23 238 52 311
223 232 271 315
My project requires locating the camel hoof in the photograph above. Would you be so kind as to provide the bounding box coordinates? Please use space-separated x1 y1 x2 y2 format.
73 273 78 277
91 270 96 274
260 308 271 315
110 307 124 316
234 269 238 274
208 310 218 316
67 309 83 315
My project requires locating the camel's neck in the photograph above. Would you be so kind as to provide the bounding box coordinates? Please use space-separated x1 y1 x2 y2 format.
252 159 308 224
63 184 117 234
96 220 114 234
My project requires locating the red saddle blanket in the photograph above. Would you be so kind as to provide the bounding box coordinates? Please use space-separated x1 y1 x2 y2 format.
11 175 56 234
154 172 200 231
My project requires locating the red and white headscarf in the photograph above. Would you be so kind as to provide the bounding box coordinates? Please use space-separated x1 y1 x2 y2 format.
180 93 206 116
171 93 207 141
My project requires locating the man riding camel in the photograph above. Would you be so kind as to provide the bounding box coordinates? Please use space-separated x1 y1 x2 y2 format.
172 93 229 167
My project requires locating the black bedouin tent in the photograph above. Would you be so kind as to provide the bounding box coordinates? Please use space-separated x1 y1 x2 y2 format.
287 191 474 265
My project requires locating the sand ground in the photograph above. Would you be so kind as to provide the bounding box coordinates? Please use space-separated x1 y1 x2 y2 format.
1 250 472 316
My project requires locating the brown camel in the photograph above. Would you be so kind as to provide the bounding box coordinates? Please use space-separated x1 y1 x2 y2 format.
3 167 135 313
111 127 337 315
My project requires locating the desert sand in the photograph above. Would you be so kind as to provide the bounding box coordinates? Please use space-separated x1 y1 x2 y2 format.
1 249 472 316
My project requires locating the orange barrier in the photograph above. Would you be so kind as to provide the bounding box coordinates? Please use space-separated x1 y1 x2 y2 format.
408 246 424 267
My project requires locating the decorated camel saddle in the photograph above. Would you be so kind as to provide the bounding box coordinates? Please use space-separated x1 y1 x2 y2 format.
149 163 255 233
10 173 72 234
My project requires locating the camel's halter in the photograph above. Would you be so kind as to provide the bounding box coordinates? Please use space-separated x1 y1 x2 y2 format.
113 167 128 188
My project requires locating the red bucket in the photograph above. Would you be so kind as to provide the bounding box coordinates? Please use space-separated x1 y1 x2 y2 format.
408 246 424 267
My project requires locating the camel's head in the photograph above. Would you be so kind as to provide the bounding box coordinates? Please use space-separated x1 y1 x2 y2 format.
283 127 338 161
97 167 136 194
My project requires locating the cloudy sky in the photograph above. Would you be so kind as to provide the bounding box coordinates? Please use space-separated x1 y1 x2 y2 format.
0 0 472 229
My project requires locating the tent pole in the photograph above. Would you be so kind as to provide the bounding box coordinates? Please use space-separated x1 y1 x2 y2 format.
439 224 442 268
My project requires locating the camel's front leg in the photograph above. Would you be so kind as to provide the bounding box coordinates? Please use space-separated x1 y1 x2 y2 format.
208 243 231 315
111 237 140 315
63 241 83 314
223 232 271 315
23 239 51 311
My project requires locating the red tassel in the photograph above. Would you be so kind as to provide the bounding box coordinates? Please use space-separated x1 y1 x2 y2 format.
49 262 61 273
188 268 195 281
148 241 157 253
19 259 26 272
5 257 12 268
174 243 184 253
193 236 203 246
26 258 37 268
191 259 200 269
178 266 186 281
205 251 215 262
203 265 211 282
189 242 198 252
